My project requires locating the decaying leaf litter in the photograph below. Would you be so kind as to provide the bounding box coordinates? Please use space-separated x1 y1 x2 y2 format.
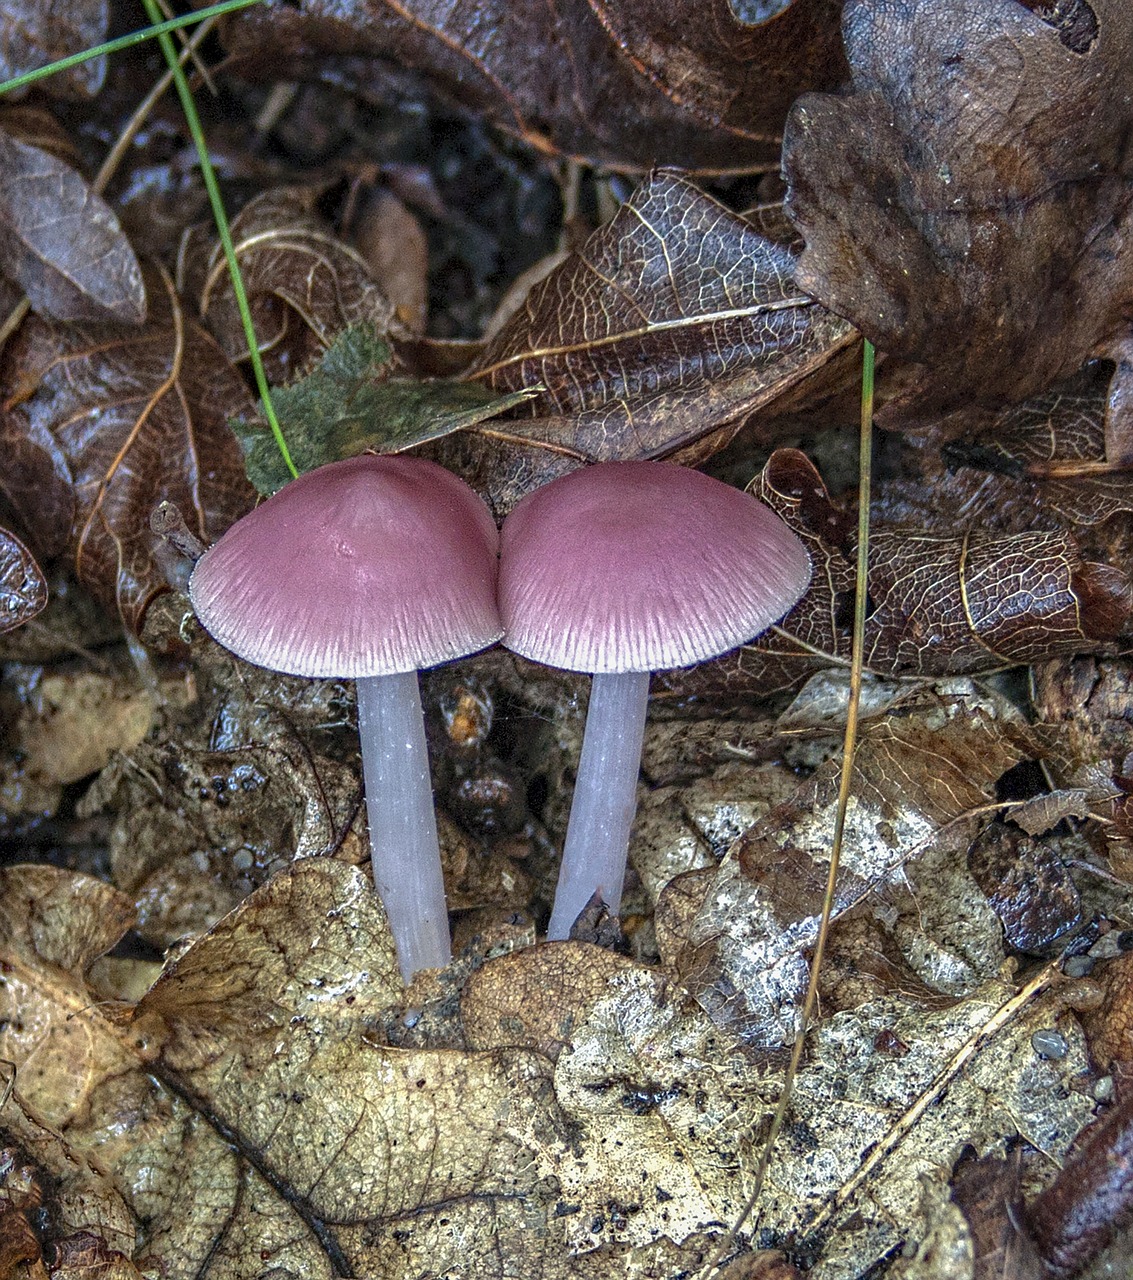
2 1 1133 1277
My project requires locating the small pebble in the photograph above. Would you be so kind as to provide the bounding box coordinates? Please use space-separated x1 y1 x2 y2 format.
1063 954 1095 978
232 849 254 872
1088 933 1124 961
1032 1027 1069 1060
1093 1075 1115 1102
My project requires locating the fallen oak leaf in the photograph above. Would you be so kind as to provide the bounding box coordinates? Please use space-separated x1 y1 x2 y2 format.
782 0 1133 454
0 861 376 1277
656 677 1037 1046
216 0 847 173
0 267 256 632
0 118 144 323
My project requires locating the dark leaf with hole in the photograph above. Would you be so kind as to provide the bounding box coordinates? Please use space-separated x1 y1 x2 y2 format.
234 323 538 495
966 821 1082 955
217 0 846 173
0 122 144 323
782 0 1133 435
0 0 108 99
0 525 46 633
431 172 854 512
0 269 256 631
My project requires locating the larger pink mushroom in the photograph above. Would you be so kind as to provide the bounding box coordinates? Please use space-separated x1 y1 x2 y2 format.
499 461 811 941
189 455 502 981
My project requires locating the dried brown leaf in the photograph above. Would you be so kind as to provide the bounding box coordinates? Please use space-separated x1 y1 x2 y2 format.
782 0 1133 430
0 1100 141 1278
0 122 144 323
436 172 853 511
80 735 365 948
946 366 1133 526
217 0 847 173
463 942 640 1062
966 821 1082 955
950 1153 1044 1280
664 449 1131 698
178 187 394 382
1030 657 1133 867
11 665 156 787
657 679 1036 1045
0 525 45 633
0 0 108 99
351 187 428 331
1025 1083 1133 1278
0 268 255 630
1079 950 1133 1070
1011 788 1093 837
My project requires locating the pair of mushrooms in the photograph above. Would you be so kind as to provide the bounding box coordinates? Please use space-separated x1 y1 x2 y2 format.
190 456 811 982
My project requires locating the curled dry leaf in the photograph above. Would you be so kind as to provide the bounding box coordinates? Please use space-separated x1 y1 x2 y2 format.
0 524 45 633
782 0 1133 434
178 186 394 383
656 678 1036 1046
0 120 144 323
0 0 108 99
665 448 1131 698
0 268 255 631
217 0 846 173
435 172 854 512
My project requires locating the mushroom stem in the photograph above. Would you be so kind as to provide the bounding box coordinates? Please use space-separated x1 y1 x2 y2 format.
356 670 452 981
547 669 650 940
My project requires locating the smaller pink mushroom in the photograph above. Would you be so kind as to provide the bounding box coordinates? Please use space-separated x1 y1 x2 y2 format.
189 455 502 981
499 460 811 941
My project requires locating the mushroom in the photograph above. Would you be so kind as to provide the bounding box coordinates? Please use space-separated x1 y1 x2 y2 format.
498 460 811 941
189 455 502 981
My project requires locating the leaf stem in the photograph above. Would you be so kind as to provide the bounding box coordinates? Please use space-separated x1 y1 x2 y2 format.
141 0 298 480
0 0 264 97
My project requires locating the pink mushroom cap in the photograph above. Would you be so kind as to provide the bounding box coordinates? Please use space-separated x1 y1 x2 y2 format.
499 461 811 673
189 455 502 678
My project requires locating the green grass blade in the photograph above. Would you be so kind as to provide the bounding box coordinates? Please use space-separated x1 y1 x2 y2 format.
141 0 298 480
0 0 264 97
